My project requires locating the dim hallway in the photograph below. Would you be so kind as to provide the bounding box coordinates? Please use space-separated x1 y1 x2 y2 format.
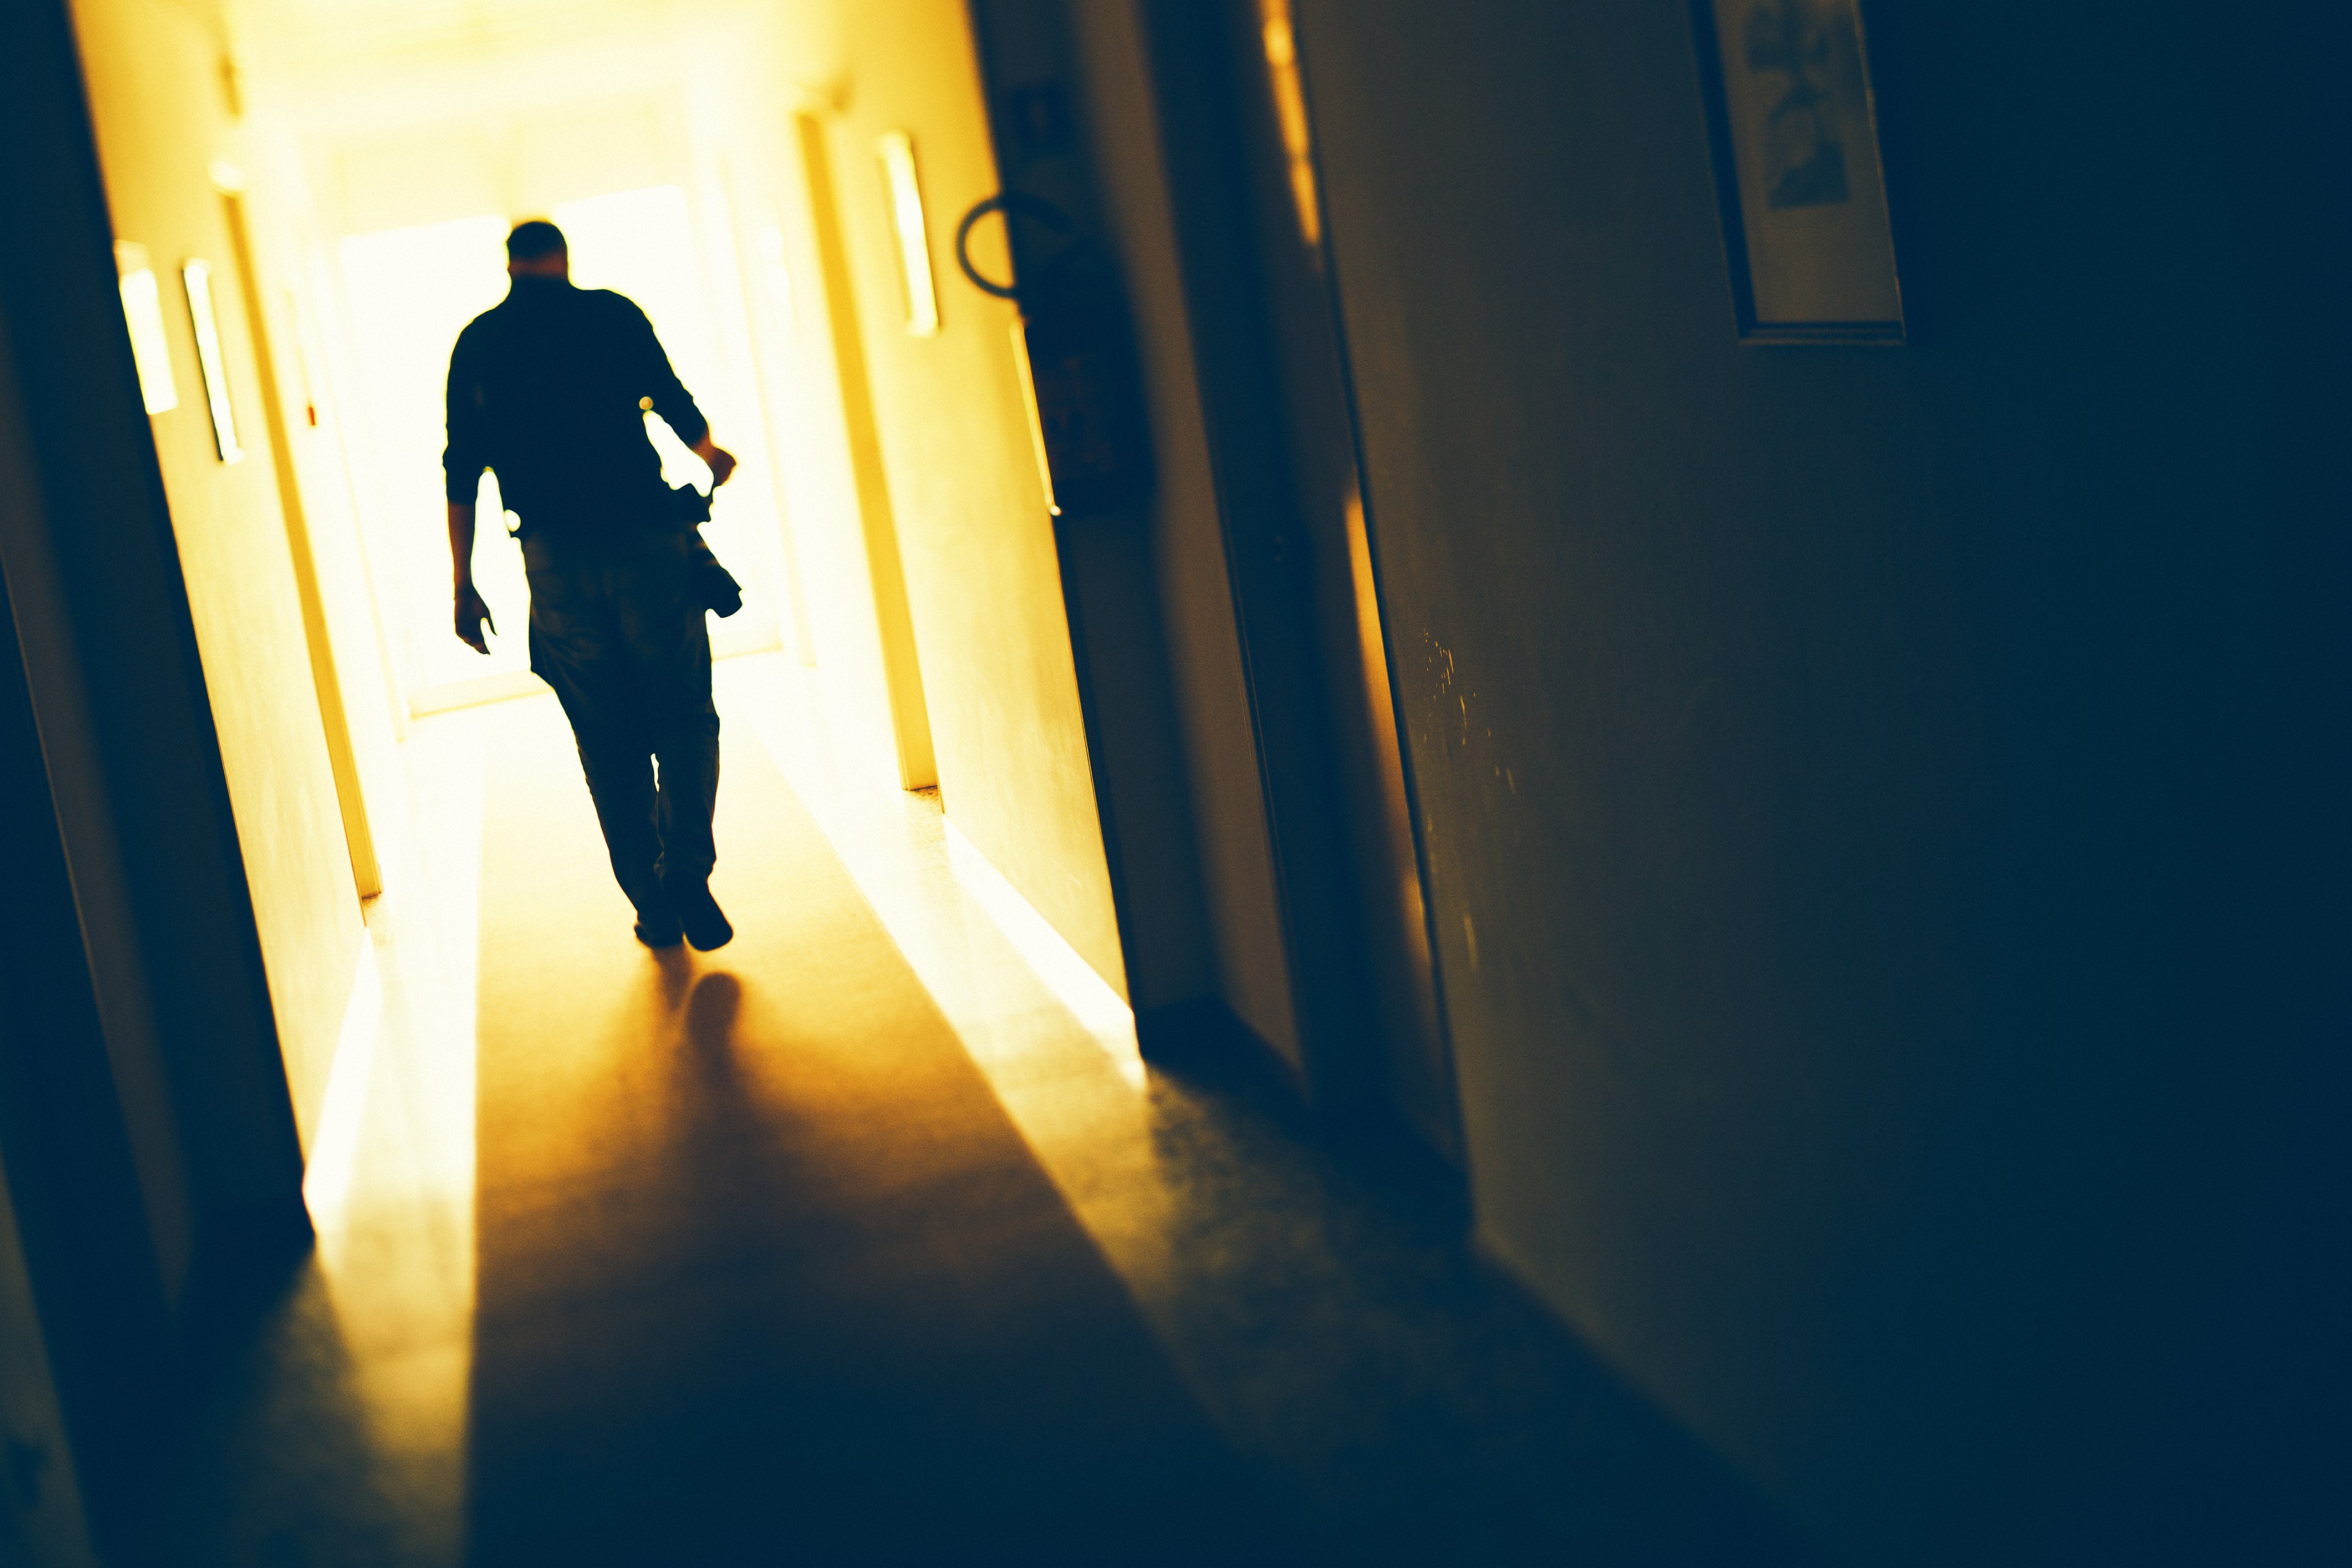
137 655 1801 1566
4 1 2342 1561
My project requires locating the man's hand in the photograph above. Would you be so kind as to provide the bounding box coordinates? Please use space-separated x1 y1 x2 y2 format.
447 500 494 652
455 582 496 655
692 434 738 489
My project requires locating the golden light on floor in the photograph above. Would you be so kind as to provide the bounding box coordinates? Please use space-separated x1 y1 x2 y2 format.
299 940 382 1218
252 636 1170 1553
946 818 1144 1088
160 658 1796 1559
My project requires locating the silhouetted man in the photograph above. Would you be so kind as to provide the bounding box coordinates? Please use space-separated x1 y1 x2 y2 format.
444 219 738 951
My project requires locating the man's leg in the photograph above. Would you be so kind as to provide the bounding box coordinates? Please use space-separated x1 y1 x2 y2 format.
573 722 670 929
614 532 729 948
652 702 720 889
524 537 679 944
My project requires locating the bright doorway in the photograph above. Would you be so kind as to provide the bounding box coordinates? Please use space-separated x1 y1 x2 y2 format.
333 185 793 714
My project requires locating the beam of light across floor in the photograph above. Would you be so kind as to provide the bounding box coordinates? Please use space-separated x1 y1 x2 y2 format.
299 935 382 1221
942 816 1144 1087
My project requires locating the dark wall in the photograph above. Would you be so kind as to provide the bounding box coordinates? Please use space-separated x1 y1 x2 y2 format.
1296 2 2347 1561
0 538 170 1562
1133 0 1386 1109
1059 0 1312 1068
967 0 1221 1017
0 0 309 1293
976 0 1437 1112
0 3 352 1551
1187 0 1459 1158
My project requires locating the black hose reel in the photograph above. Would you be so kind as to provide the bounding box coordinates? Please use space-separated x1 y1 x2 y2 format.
952 191 1078 300
955 192 1152 518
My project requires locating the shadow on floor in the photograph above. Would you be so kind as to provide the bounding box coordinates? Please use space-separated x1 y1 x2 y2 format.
151 690 1814 1566
460 705 1291 1563
1125 1008 1815 1566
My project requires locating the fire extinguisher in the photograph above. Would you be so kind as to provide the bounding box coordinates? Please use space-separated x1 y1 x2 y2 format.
955 192 1153 519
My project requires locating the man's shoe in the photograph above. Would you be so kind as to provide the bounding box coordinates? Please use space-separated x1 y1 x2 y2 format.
633 910 684 948
672 880 733 952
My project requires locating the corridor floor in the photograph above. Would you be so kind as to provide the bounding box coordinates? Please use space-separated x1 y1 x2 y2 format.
156 655 1807 1565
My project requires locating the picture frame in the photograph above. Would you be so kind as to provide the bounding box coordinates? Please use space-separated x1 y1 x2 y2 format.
1690 0 1904 345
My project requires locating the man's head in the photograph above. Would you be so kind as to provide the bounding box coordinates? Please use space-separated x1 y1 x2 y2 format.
505 219 568 279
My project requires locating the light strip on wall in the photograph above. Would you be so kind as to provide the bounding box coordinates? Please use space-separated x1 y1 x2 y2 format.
1007 320 1060 516
181 260 243 463
1258 0 1324 251
114 243 178 415
877 131 940 337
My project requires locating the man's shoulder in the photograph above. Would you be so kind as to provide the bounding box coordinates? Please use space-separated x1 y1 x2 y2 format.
452 304 507 353
577 288 652 324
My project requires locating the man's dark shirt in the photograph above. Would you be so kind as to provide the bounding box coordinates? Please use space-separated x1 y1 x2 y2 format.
443 276 708 539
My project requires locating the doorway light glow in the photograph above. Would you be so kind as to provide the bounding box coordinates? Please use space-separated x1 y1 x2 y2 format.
877 131 939 337
115 244 178 415
181 260 244 462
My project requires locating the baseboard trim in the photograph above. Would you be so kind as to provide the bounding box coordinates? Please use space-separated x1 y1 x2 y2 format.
1135 995 1307 1102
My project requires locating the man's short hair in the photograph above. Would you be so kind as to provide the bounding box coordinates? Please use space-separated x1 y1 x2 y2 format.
506 220 567 262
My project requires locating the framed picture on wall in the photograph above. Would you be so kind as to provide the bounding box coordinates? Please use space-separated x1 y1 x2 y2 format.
1692 0 1904 344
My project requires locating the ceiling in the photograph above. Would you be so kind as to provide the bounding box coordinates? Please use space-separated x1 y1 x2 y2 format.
215 0 840 141
225 0 687 73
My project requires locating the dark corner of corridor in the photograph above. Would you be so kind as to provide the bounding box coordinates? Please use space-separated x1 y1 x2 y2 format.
0 1 2343 1564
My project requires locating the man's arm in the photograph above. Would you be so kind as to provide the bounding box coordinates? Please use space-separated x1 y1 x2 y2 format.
619 297 738 489
444 324 498 653
449 500 495 654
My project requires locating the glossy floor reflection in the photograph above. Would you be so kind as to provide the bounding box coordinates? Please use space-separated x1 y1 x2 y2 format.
159 654 1806 1565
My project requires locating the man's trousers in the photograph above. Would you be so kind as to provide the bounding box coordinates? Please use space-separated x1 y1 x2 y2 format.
522 528 719 922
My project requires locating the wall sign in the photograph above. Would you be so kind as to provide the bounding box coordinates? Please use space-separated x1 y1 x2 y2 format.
114 242 179 415
181 259 244 461
1692 0 1904 344
877 132 940 338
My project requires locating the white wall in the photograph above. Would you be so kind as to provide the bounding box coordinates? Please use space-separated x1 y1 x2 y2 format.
72 0 365 1151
